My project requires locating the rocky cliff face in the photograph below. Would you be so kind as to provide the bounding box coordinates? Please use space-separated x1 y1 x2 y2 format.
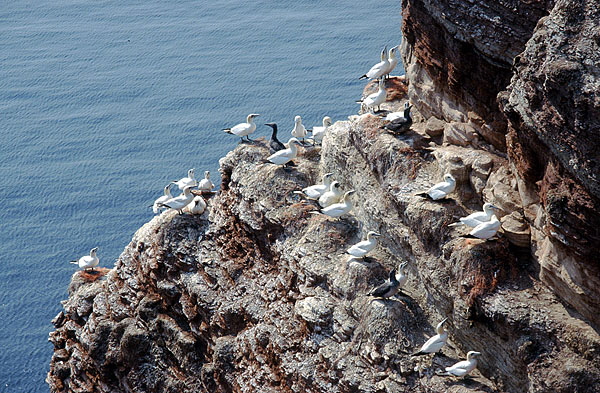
49 1 600 392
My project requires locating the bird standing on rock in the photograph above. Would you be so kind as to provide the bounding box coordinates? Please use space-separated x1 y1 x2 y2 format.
184 195 207 215
369 269 400 299
412 318 448 356
394 261 409 294
158 185 195 214
70 247 100 272
312 189 355 218
449 202 500 228
357 78 386 113
417 173 456 200
291 116 308 142
359 46 390 81
172 168 197 190
197 171 215 193
382 45 399 79
347 231 381 259
384 102 413 133
439 351 481 378
152 184 173 214
267 137 302 166
294 173 333 200
461 214 501 240
308 116 332 145
223 114 260 142
318 181 343 208
265 123 286 153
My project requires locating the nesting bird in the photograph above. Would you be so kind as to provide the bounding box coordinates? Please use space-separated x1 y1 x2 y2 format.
172 168 197 190
197 171 215 193
417 173 456 200
70 247 100 271
265 123 285 153
449 202 500 228
223 113 260 141
295 173 334 200
462 214 501 240
369 269 400 299
291 116 308 142
158 185 195 214
359 46 390 81
313 189 355 218
412 318 449 356
357 78 387 113
318 181 343 208
184 195 207 215
347 231 381 259
384 102 413 133
439 351 481 378
152 184 173 214
394 261 409 293
309 116 332 145
267 137 302 166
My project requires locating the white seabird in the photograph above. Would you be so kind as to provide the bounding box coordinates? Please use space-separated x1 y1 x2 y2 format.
359 47 390 80
358 78 386 113
369 269 400 299
463 214 501 240
318 181 343 208
172 168 197 190
395 261 409 292
314 189 355 218
197 171 215 193
347 231 381 259
382 45 399 79
267 137 302 166
291 116 308 142
184 195 207 215
309 116 332 145
152 184 173 214
223 114 260 141
449 203 500 228
440 351 481 377
417 173 456 200
295 173 333 199
70 247 99 271
412 318 448 356
158 185 195 214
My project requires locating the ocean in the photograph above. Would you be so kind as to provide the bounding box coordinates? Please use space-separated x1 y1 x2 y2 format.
0 0 402 390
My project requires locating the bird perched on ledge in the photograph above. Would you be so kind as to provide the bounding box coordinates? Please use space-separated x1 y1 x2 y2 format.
197 171 215 194
312 189 355 218
357 78 386 113
359 46 390 81
416 173 456 200
294 173 333 200
158 185 195 214
412 318 448 356
449 202 500 228
152 184 173 214
70 247 99 271
223 113 260 142
308 116 332 145
438 351 481 378
382 45 399 79
318 181 343 208
347 231 381 259
265 123 285 153
461 214 501 240
384 101 413 133
369 269 400 299
172 168 197 190
291 115 308 143
267 137 302 166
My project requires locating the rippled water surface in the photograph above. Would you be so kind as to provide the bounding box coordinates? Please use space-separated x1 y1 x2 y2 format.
0 0 403 389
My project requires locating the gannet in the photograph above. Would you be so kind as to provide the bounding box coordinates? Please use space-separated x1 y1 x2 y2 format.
152 184 173 214
449 203 500 228
384 102 413 133
395 261 409 292
359 47 390 80
158 185 195 214
70 247 99 271
440 351 481 377
462 215 501 240
313 189 355 218
412 318 448 356
172 168 197 190
318 181 343 208
347 231 381 259
357 78 386 113
267 138 301 166
382 45 399 79
265 123 285 153
417 173 456 200
197 171 215 193
291 116 307 142
294 173 333 199
369 269 400 299
223 114 260 141
184 195 207 215
308 116 332 145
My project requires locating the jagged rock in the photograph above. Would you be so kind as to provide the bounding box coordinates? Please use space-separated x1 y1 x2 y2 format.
500 211 531 248
424 116 445 137
443 122 479 147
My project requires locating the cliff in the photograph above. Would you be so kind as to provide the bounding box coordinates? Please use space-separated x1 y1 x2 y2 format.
49 1 600 392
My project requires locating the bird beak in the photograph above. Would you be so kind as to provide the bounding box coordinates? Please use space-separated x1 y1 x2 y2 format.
373 232 381 237
348 190 356 195
441 318 448 324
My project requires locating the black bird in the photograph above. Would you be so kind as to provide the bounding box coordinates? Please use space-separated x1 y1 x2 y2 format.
265 123 285 154
384 102 413 134
369 269 400 299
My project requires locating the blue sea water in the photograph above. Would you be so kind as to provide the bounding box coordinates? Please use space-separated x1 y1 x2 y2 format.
0 0 403 390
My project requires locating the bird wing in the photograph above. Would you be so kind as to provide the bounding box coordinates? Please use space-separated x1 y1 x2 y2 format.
460 211 487 227
445 360 472 376
469 220 500 239
370 281 392 297
428 188 448 200
230 123 250 136
366 60 388 78
420 334 444 353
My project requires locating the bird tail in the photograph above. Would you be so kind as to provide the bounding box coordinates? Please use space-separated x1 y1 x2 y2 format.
222 128 232 134
460 234 478 239
355 99 363 104
448 222 464 227
359 74 368 80
69 261 78 265
158 203 173 209
436 371 451 376
415 192 431 199
308 211 322 216
411 351 427 357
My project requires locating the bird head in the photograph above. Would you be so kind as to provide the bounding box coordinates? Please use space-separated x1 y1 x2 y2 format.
90 247 99 255
204 171 210 178
323 116 332 126
466 351 482 360
264 122 277 129
368 231 381 238
188 168 195 177
288 137 301 146
444 173 456 183
247 114 260 122
294 115 302 123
